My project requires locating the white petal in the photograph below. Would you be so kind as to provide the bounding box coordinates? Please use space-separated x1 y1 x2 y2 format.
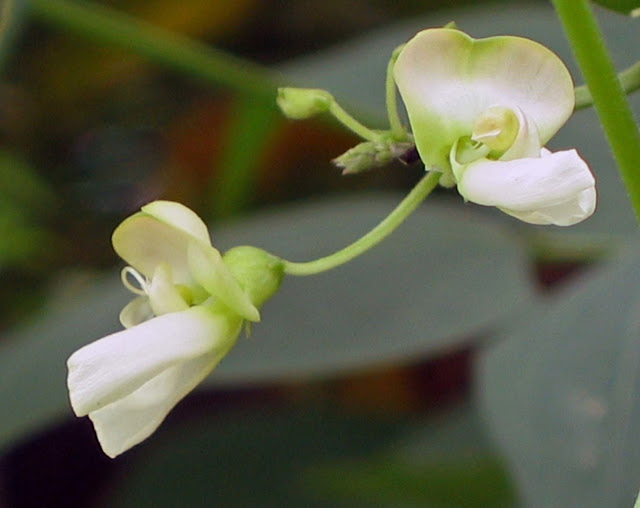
67 306 239 417
119 296 153 328
87 337 237 458
394 28 574 170
458 149 596 225
141 201 211 245
112 202 212 285
112 213 195 284
501 186 596 226
147 264 190 316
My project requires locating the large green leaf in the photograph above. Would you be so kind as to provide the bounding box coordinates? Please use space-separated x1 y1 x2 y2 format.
478 236 640 507
302 407 516 508
109 405 513 507
591 0 640 15
0 195 532 452
108 407 408 507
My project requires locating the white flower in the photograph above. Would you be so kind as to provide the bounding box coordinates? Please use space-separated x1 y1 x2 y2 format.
67 305 242 458
67 201 283 458
394 28 596 226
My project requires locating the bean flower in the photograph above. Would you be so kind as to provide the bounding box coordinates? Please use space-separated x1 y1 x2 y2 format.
67 201 283 457
394 28 596 225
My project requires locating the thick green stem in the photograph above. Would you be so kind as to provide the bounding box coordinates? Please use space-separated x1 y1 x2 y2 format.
575 61 640 111
24 0 280 100
552 0 640 223
283 171 440 276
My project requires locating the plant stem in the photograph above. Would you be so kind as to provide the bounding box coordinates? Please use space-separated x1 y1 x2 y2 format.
283 171 440 276
574 61 640 111
386 44 407 140
211 96 279 219
552 0 640 223
24 0 280 100
328 101 381 141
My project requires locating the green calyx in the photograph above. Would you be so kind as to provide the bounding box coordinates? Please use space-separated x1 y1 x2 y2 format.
222 246 285 308
276 87 333 119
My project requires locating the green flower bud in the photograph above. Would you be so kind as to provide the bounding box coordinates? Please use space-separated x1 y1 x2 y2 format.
222 246 285 308
276 87 333 119
333 139 415 175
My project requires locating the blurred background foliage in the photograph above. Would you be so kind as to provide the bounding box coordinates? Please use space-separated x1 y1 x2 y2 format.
0 0 639 506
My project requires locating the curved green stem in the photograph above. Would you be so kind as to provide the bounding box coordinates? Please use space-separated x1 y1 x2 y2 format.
386 44 407 140
24 0 279 100
552 0 640 224
328 101 381 141
282 171 440 276
575 61 640 111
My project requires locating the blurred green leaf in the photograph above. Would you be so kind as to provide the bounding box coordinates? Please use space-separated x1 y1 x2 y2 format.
0 0 25 69
478 236 640 507
303 407 516 507
305 456 513 508
0 195 533 451
0 150 57 268
109 407 410 507
0 150 54 213
211 95 280 219
590 0 640 14
109 405 513 507
0 206 53 267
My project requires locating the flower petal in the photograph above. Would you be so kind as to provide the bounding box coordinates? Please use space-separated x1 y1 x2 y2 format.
187 241 260 322
112 201 212 284
459 149 593 207
112 213 194 284
86 340 236 458
394 28 574 171
147 263 190 316
67 306 239 417
141 201 211 245
119 296 153 328
500 186 596 226
497 107 541 161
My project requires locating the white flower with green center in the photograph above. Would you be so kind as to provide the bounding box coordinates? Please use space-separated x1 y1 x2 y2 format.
394 28 596 226
67 201 283 458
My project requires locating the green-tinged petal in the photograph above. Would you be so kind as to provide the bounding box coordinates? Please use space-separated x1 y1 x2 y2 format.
187 241 260 322
112 214 194 284
87 346 236 458
458 149 596 225
141 201 211 245
394 28 574 171
112 201 212 283
67 307 239 417
147 264 189 316
494 107 541 161
119 296 153 328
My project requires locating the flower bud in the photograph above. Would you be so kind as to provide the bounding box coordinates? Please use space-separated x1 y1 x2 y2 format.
222 246 285 308
276 88 333 119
